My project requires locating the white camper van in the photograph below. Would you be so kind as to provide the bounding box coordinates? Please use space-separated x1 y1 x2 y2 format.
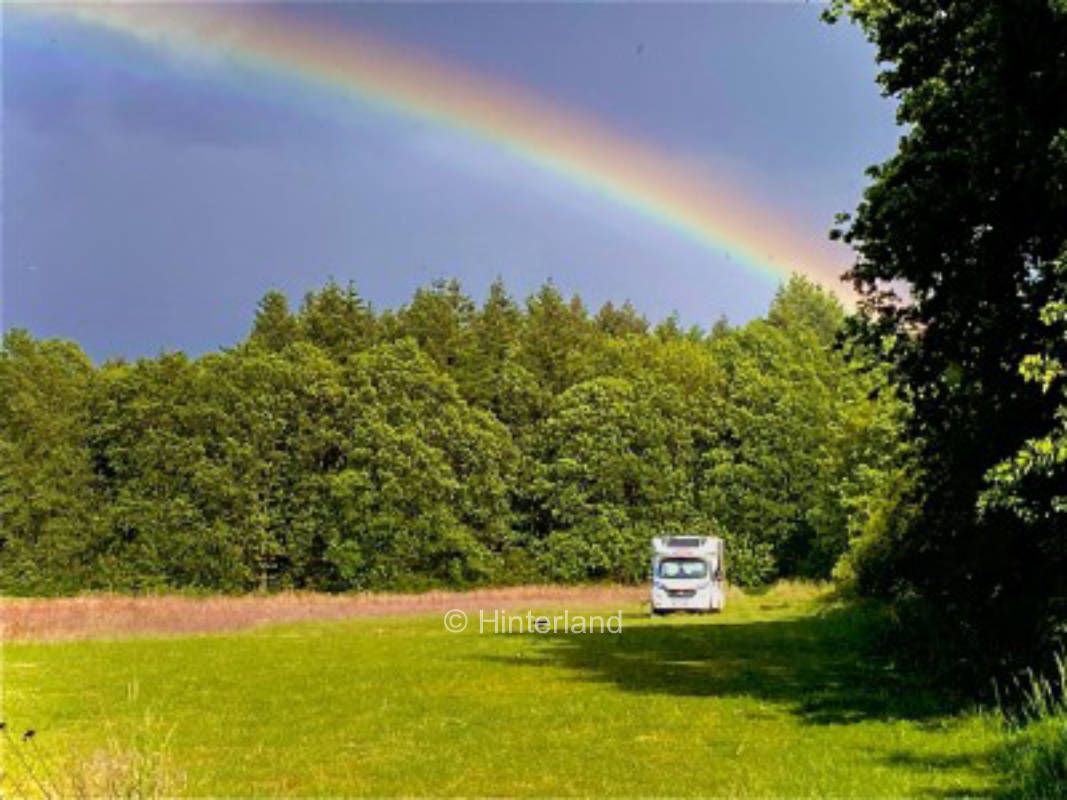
650 536 725 614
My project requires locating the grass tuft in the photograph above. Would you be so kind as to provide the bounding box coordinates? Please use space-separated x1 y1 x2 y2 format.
997 653 1067 799
0 714 184 799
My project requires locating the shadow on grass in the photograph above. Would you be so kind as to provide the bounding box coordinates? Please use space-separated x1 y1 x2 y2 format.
481 603 1023 796
485 605 965 726
879 749 1000 797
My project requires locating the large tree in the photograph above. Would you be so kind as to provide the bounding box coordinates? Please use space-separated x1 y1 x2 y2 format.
829 0 1067 677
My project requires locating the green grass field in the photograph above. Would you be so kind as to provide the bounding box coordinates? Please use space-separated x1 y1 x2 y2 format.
3 584 1012 797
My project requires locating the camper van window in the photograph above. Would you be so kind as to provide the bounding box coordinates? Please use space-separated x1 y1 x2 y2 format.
657 558 708 579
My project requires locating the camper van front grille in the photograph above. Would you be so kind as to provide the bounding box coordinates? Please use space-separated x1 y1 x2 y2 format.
667 589 696 598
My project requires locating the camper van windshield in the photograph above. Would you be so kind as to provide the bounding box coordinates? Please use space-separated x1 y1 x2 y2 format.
658 558 707 579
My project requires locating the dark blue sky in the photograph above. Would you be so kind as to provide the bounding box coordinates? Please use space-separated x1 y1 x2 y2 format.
3 3 898 362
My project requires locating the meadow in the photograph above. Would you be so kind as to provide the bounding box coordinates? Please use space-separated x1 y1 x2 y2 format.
1 583 1028 797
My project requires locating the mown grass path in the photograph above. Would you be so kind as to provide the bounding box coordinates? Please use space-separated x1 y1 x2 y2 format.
3 585 1005 796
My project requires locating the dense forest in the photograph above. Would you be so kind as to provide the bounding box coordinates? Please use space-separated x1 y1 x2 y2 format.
0 276 909 595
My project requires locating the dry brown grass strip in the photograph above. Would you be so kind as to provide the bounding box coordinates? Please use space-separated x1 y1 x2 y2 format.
0 585 646 641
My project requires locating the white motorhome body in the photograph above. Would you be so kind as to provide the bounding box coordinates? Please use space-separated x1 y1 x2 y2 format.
650 536 725 614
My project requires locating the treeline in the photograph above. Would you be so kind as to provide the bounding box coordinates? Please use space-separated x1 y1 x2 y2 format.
0 275 907 594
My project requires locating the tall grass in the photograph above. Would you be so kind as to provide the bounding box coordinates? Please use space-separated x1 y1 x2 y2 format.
997 653 1067 799
0 715 184 799
0 584 645 640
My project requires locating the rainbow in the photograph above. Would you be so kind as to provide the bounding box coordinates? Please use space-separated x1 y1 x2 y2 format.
14 1 852 301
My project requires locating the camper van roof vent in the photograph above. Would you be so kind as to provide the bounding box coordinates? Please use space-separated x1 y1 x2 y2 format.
667 536 703 548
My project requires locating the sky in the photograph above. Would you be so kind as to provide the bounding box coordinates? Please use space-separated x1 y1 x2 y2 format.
2 2 899 362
